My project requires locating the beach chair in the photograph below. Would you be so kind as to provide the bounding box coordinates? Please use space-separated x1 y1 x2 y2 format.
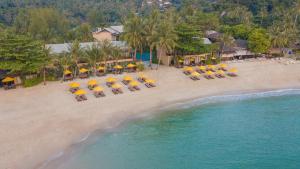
111 84 123 94
189 57 196 66
190 72 200 81
145 79 156 88
207 65 216 72
106 77 117 87
218 64 228 71
227 68 238 77
175 59 184 68
137 73 147 83
196 66 206 74
93 86 105 98
63 70 73 81
215 70 226 78
69 82 80 93
87 80 98 90
204 71 215 79
114 65 123 74
126 63 136 73
122 76 133 85
79 68 89 79
96 66 106 76
74 89 87 102
183 67 193 75
2 77 16 90
128 81 140 92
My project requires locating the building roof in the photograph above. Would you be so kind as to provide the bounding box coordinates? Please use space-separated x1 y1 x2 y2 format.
202 38 212 45
46 41 127 54
94 25 123 35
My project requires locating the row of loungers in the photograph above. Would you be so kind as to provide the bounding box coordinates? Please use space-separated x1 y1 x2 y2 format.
68 74 156 102
183 64 238 81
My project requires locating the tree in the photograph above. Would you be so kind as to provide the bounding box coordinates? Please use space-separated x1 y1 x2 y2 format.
248 28 271 54
122 13 144 60
219 33 235 57
85 43 103 76
0 33 47 77
144 9 160 67
68 40 82 77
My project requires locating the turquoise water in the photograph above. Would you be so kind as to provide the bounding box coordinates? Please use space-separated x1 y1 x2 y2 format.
52 90 300 169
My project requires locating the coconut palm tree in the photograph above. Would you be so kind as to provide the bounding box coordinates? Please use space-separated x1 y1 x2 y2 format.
58 52 72 81
219 33 235 58
122 13 144 61
144 9 160 68
154 21 178 70
68 40 82 77
84 43 103 76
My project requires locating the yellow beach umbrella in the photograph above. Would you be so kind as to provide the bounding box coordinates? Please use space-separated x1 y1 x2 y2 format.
112 84 122 89
79 68 88 73
93 86 104 92
206 71 214 76
191 72 200 77
98 66 105 71
114 65 123 69
123 75 133 81
129 81 139 87
2 77 15 83
190 57 195 61
106 77 117 83
178 59 184 63
88 79 97 86
184 67 193 72
217 70 225 75
74 89 86 95
198 66 206 70
69 82 80 88
229 68 238 73
207 65 216 70
145 79 155 84
219 63 227 68
127 63 136 68
200 57 206 61
211 57 216 60
64 70 72 75
138 73 147 79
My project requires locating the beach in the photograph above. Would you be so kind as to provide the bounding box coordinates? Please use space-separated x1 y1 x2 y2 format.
0 60 300 169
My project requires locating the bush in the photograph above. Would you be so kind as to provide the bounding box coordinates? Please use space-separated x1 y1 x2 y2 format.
136 62 145 71
23 77 43 88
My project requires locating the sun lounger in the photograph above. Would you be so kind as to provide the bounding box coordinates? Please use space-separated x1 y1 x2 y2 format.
227 68 238 77
145 79 156 88
74 89 87 102
204 71 215 79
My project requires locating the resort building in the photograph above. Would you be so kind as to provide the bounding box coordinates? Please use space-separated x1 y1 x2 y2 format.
221 39 255 60
92 25 124 41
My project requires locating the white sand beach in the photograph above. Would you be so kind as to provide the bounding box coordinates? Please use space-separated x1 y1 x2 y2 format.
0 60 300 169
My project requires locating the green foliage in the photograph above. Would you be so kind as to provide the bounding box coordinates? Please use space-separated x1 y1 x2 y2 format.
23 77 43 88
136 62 145 71
0 33 47 75
248 28 271 53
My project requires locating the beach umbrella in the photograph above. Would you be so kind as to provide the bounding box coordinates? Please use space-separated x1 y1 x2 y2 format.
2 77 15 83
79 68 88 73
112 84 122 89
200 57 206 61
127 63 136 68
138 73 147 79
114 65 123 69
206 71 214 76
64 70 72 75
93 86 104 92
123 76 133 81
74 89 86 95
219 63 227 68
191 71 200 77
98 66 105 71
217 70 225 75
207 65 216 70
178 59 184 63
106 77 117 83
145 79 155 84
190 57 195 61
211 57 216 60
184 67 193 72
129 81 139 87
88 80 97 86
198 66 206 71
69 82 80 88
229 68 238 73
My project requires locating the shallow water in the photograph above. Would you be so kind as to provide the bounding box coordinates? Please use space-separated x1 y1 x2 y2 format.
51 90 300 169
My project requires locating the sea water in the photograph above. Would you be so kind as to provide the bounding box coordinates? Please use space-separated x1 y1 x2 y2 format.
48 90 300 169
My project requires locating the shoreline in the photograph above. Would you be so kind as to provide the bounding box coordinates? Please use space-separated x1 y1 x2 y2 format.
0 60 300 169
41 87 300 169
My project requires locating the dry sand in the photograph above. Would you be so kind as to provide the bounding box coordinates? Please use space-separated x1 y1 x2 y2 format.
0 60 300 169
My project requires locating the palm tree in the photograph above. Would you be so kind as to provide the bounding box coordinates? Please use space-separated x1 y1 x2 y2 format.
99 39 114 64
144 9 160 68
42 46 51 85
68 40 82 77
122 13 144 61
154 21 178 70
58 52 72 81
85 43 103 76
